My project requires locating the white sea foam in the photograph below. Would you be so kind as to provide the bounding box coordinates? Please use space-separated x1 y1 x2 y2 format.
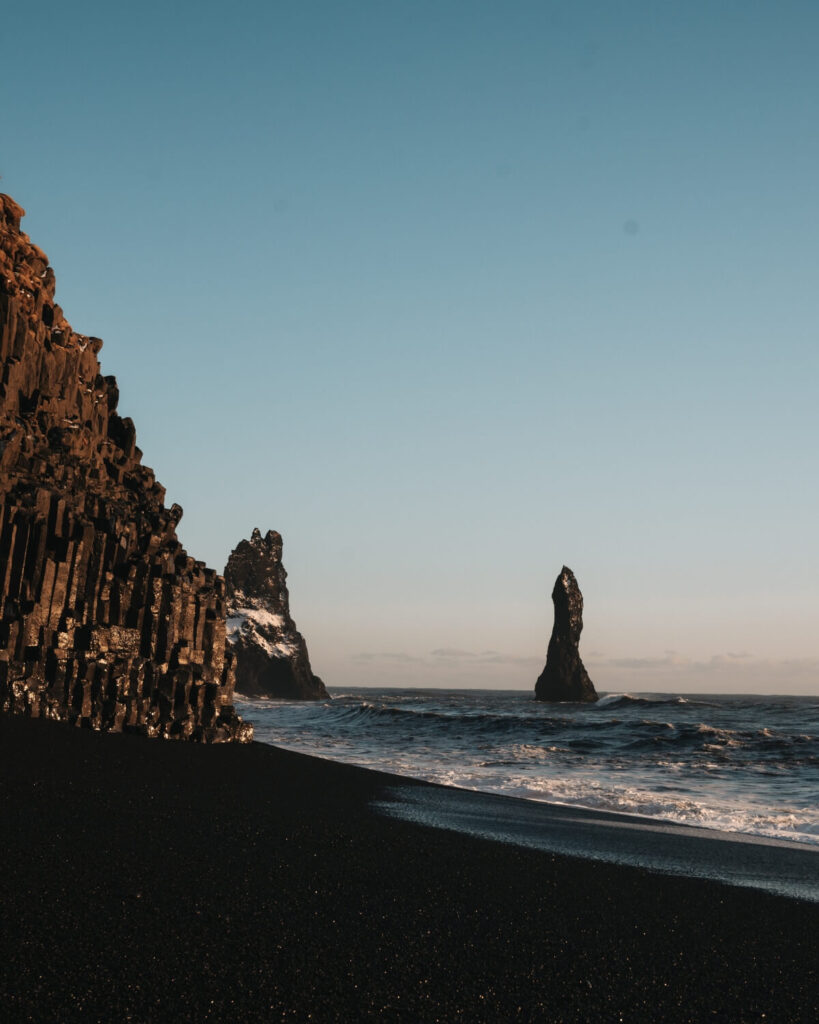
239 687 819 848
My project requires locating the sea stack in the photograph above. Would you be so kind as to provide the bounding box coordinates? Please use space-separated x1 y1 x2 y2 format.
0 194 250 741
224 529 328 700
535 566 598 703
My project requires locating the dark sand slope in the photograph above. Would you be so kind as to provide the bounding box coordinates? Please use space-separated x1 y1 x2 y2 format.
1 715 817 1023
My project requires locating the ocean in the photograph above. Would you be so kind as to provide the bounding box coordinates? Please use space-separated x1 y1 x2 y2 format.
238 687 819 848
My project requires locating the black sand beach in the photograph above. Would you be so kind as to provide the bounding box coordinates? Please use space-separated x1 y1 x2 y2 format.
1 714 817 1022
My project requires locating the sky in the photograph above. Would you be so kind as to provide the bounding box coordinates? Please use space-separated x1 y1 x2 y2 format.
3 1 818 693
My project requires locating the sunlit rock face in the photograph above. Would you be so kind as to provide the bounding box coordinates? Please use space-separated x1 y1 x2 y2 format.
225 529 328 700
534 566 598 703
0 194 251 741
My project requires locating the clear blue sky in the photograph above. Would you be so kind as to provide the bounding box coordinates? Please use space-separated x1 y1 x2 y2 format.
4 1 818 693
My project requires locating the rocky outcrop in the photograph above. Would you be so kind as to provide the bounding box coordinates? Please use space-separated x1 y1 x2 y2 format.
225 529 328 700
0 194 250 741
535 566 598 703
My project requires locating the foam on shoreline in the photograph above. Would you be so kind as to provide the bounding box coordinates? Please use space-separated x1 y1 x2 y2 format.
373 779 819 903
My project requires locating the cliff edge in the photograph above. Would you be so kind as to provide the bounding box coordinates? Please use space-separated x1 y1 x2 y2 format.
0 194 250 741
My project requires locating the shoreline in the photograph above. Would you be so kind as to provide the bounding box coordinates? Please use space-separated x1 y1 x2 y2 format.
260 737 819 903
242 687 819 856
2 713 818 1020
374 777 819 904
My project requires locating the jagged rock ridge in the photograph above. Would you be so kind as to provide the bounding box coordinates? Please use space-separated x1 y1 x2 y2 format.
534 566 598 703
225 529 328 700
0 194 250 741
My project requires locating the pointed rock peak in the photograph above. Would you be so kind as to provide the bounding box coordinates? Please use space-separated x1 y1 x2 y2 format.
225 528 287 605
551 566 584 642
555 566 581 598
245 528 282 554
535 566 598 703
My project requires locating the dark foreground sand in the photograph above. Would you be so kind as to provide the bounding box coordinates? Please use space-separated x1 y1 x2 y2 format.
1 714 817 1022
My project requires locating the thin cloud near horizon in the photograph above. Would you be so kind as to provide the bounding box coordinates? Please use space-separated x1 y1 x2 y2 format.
346 648 819 690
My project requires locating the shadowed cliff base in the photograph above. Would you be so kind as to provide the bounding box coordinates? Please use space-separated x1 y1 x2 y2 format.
1 712 817 1023
535 565 598 702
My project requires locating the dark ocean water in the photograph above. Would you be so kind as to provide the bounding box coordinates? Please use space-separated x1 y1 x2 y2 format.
239 688 819 847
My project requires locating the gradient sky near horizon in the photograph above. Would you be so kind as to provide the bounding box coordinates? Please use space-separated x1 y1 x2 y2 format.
3 1 818 693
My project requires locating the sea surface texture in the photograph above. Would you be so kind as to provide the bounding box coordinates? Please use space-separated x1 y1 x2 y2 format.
241 688 819 847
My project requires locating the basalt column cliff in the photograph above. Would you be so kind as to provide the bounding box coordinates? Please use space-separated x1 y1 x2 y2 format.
0 194 250 741
225 529 328 700
535 566 598 703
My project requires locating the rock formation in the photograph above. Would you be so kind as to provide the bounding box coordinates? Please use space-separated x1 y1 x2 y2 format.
225 529 328 700
535 566 598 703
0 193 250 741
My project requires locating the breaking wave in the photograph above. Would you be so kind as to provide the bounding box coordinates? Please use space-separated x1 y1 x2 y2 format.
240 688 819 846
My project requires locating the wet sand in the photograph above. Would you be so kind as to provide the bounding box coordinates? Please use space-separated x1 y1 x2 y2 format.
1 713 817 1022
376 781 819 903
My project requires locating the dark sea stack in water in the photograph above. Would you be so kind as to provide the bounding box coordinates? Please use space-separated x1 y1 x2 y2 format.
535 566 598 703
224 529 328 700
0 194 250 741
